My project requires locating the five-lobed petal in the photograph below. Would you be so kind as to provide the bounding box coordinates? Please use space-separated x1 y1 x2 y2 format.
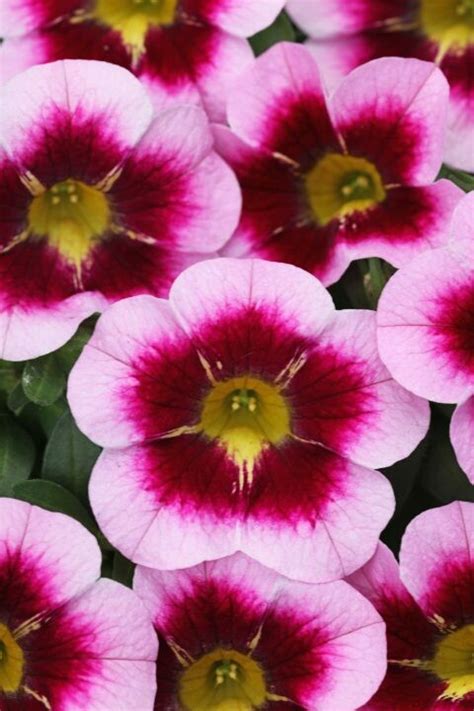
287 0 474 171
377 192 474 482
348 501 474 709
0 498 158 710
134 551 387 711
216 45 463 284
68 258 430 582
0 58 241 362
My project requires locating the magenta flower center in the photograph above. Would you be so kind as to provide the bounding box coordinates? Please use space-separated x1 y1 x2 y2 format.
305 153 386 226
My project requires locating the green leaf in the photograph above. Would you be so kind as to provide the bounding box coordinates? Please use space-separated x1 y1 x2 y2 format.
111 552 135 588
26 397 68 439
250 12 295 55
0 415 36 494
56 316 97 372
22 354 66 406
12 479 100 534
42 410 101 503
438 164 474 192
421 417 474 503
0 360 22 397
7 383 30 415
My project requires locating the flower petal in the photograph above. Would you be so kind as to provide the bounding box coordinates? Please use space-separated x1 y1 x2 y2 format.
185 0 286 36
335 181 463 267
0 499 101 619
441 47 474 172
1 60 153 181
214 124 349 285
227 42 340 164
400 501 474 624
139 24 254 122
331 57 449 185
23 579 157 711
0 0 81 37
89 437 394 582
377 242 474 403
289 309 430 469
348 543 443 711
135 553 386 711
109 106 240 254
169 257 335 344
285 0 407 38
68 295 201 448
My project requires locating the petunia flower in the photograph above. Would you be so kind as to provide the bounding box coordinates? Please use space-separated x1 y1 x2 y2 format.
214 45 462 285
347 501 474 709
134 551 387 711
0 59 240 362
0 497 158 710
68 258 429 582
0 0 285 121
286 0 474 171
377 191 474 483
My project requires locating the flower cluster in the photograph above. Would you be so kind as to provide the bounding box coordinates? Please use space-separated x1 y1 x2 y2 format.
0 1 472 709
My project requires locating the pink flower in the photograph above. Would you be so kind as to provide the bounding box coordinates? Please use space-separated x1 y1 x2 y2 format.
0 59 240 362
68 258 429 582
377 191 474 483
134 552 387 710
348 501 474 709
0 498 158 710
0 0 285 120
215 44 462 284
287 0 474 171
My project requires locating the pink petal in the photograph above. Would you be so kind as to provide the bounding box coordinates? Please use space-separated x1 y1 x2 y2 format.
1 60 152 176
400 501 474 623
331 57 449 186
135 552 386 710
377 242 474 403
227 42 340 163
187 0 286 37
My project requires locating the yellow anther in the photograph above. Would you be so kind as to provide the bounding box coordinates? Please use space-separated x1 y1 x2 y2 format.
51 195 61 205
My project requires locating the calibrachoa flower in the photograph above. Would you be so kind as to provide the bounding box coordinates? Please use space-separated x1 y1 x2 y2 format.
215 45 462 284
134 552 387 711
0 497 158 710
0 59 240 362
286 0 474 171
0 0 285 121
68 258 430 582
347 501 474 709
377 191 474 483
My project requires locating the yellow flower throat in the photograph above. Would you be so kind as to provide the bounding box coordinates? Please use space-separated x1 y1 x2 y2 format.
305 153 386 226
200 376 291 490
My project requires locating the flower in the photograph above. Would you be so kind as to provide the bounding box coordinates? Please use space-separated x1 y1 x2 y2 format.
215 44 462 285
0 0 285 120
68 258 429 582
377 191 474 483
0 59 240 362
134 551 387 711
347 501 474 709
286 0 474 171
0 497 158 710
